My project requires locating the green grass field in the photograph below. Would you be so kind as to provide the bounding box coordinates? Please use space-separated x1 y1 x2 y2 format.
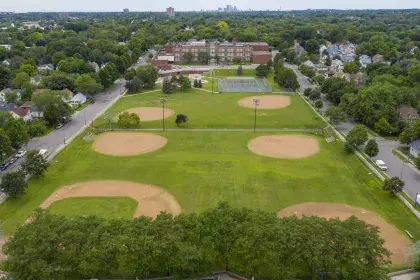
1 131 420 240
49 197 138 219
95 90 323 129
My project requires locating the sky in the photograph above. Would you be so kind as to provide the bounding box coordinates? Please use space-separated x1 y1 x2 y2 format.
0 0 418 12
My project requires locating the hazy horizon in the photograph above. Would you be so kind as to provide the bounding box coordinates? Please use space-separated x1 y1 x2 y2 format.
0 0 419 13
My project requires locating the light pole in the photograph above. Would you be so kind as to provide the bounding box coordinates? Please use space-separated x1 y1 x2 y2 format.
160 97 167 131
211 69 214 95
253 98 260 132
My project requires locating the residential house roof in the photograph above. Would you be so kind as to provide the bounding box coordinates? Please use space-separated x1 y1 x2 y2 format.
70 93 87 103
410 139 420 153
399 106 419 119
20 102 33 108
12 107 30 117
372 54 384 63
303 60 315 68
359 55 372 65
0 102 17 112
62 88 74 99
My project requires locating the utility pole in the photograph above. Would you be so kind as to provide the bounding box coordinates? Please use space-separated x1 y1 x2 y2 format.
160 97 167 131
212 69 214 95
253 98 260 132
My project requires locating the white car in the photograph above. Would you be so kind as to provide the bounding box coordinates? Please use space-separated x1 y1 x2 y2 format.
375 160 388 171
16 150 27 158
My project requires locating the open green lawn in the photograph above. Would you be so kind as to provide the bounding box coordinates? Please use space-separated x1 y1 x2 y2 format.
1 131 420 240
97 89 323 129
49 197 138 219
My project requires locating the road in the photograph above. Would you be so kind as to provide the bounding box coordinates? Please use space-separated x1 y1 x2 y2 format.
0 54 149 182
286 63 420 200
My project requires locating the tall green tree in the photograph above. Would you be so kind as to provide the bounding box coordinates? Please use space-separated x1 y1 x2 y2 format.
276 67 299 90
325 106 347 125
0 129 12 162
374 117 394 135
346 125 369 149
3 118 29 150
382 177 404 194
0 170 28 198
21 150 50 177
43 102 61 126
365 139 379 158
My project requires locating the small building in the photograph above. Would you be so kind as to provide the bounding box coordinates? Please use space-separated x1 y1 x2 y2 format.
372 54 384 63
11 107 32 122
324 71 335 78
410 139 420 158
166 7 175 17
38 64 54 72
303 60 315 68
252 51 272 64
0 88 12 102
89 62 100 72
331 59 344 71
410 46 418 56
399 106 419 124
0 44 11 51
30 104 43 118
2 59 10 66
315 64 329 73
359 55 372 68
0 102 17 113
69 93 87 106
30 74 42 86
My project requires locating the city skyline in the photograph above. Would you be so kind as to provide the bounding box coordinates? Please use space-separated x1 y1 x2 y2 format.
1 0 419 13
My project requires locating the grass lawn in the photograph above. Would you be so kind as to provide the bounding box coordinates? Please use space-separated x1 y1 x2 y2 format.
1 131 420 241
48 197 138 219
97 89 323 129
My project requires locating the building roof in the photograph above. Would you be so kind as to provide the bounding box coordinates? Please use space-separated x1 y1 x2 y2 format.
399 106 419 119
410 139 420 153
0 102 17 112
12 107 30 117
21 102 33 108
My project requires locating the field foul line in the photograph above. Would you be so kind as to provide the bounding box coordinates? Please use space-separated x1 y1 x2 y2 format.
97 128 324 132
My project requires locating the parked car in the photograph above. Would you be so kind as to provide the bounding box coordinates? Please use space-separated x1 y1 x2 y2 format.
9 158 16 164
56 123 64 129
375 160 388 171
16 150 27 158
0 162 10 171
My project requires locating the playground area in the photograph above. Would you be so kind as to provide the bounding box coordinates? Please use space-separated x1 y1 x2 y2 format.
218 77 272 93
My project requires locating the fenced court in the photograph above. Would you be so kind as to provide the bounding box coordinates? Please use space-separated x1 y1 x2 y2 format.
218 77 272 93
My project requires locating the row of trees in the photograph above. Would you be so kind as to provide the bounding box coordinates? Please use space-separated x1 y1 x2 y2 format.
3 202 390 280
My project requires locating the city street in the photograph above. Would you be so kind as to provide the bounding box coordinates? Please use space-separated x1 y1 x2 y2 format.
286 63 420 200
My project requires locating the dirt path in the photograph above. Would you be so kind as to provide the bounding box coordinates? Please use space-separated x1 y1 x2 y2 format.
248 135 319 159
278 202 412 265
93 132 167 156
126 107 174 121
41 181 181 218
238 95 291 109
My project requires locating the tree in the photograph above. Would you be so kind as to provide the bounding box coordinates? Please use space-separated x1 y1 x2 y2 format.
52 51 66 66
255 64 268 77
183 52 193 63
276 67 299 90
124 69 136 81
43 102 61 126
343 62 360 74
125 77 142 93
325 56 332 66
118 112 140 128
374 117 394 136
136 65 158 89
0 170 27 198
303 88 312 97
198 80 203 88
399 126 414 145
13 72 30 89
325 106 347 125
40 72 75 90
0 112 12 128
175 114 188 127
21 150 50 177
414 156 420 170
19 63 38 76
305 39 320 54
193 79 199 88
181 78 191 91
3 118 29 151
0 65 11 90
75 74 103 95
382 177 405 194
309 88 321 102
314 99 323 109
162 78 172 94
346 125 369 149
365 139 379 158
27 120 47 138
237 65 243 76
0 129 12 162
197 51 210 64
413 120 420 140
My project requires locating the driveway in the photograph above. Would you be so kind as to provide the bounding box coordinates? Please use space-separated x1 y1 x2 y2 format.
285 63 420 200
0 54 148 183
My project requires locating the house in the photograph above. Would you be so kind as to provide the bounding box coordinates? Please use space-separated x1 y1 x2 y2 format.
331 59 344 71
30 74 42 86
30 104 43 118
68 93 87 106
327 45 339 56
372 54 384 63
341 54 356 63
2 59 10 66
0 44 11 51
0 102 17 113
62 88 74 100
303 60 315 68
37 64 54 72
89 62 100 72
0 88 12 102
11 107 32 122
410 139 420 158
410 46 418 56
359 55 372 68
399 106 419 124
324 71 335 78
336 72 364 85
315 64 329 73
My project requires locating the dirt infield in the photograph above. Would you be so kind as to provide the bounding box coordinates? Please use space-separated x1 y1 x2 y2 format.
93 132 167 156
248 135 319 159
125 107 174 121
41 181 181 218
238 95 291 109
277 202 411 265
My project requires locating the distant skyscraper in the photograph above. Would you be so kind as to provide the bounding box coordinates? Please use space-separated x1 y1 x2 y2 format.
123 8 129 13
166 7 175 17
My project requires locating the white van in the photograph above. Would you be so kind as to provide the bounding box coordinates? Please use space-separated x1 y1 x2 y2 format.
375 160 388 171
38 149 48 158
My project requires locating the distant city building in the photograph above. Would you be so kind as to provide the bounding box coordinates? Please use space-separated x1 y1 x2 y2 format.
166 7 175 17
123 8 129 13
